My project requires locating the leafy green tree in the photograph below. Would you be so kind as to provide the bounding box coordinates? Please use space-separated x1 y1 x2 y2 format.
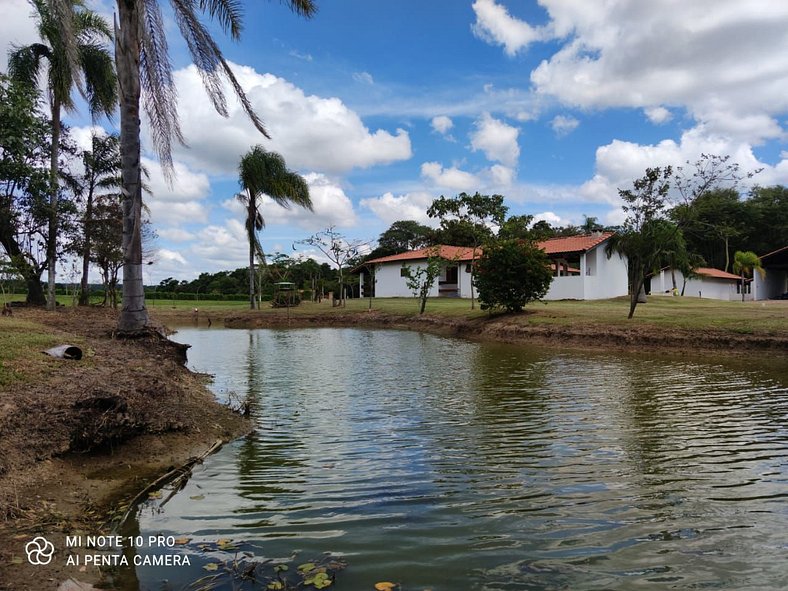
0 75 52 305
401 248 446 314
112 0 317 333
9 0 116 310
744 186 787 257
368 220 433 259
732 250 765 302
605 167 680 319
427 192 508 308
235 146 312 309
497 214 534 240
474 239 552 313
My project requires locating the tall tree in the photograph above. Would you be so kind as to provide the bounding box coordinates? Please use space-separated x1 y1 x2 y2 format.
368 220 434 259
732 250 764 302
9 0 117 311
0 74 52 305
427 192 508 309
235 146 312 309
73 132 121 305
113 0 317 333
605 167 679 319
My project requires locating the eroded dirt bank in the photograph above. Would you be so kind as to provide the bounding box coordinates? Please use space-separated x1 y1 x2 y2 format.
210 309 788 355
0 308 250 591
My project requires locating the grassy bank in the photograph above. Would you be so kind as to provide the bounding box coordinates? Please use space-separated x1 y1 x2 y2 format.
151 295 788 338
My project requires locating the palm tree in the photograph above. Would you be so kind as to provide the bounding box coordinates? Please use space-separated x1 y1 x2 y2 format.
732 250 765 302
9 0 117 311
113 0 317 333
77 132 121 305
236 147 312 309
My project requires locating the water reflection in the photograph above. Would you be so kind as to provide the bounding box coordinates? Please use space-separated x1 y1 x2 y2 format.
131 328 788 591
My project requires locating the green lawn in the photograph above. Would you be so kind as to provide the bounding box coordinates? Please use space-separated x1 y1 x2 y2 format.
162 294 788 336
4 292 786 337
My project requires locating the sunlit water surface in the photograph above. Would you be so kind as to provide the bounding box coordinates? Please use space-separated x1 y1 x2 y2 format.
127 328 787 590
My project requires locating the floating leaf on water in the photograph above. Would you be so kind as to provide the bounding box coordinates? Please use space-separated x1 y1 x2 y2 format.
374 583 397 591
274 564 289 572
298 562 316 572
267 583 284 590
189 494 205 501
203 563 219 571
314 579 332 589
173 537 191 545
148 490 163 499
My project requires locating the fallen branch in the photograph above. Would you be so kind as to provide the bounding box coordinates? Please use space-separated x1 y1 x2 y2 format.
112 438 224 531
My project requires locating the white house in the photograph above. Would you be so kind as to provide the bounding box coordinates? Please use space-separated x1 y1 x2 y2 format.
360 232 630 301
360 245 477 298
649 267 744 300
753 245 788 300
539 232 629 300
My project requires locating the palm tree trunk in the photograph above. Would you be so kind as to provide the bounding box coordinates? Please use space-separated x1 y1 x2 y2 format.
79 183 95 306
47 98 61 311
248 192 255 310
116 1 148 333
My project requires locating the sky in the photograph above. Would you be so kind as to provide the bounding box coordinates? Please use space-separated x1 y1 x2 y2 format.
2 0 788 284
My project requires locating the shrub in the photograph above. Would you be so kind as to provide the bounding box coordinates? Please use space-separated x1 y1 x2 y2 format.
475 239 553 312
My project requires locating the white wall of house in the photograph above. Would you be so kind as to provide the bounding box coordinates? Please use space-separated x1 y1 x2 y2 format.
543 246 629 300
372 261 474 298
753 269 788 300
371 243 628 301
651 269 742 300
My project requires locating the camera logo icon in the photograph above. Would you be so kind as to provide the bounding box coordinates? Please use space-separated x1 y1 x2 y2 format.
25 536 55 565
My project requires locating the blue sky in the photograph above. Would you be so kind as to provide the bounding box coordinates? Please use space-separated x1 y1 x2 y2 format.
3 0 788 283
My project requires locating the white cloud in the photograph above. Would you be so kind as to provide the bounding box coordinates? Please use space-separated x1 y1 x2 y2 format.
157 248 188 266
471 0 548 56
550 114 579 137
289 50 313 62
158 228 196 242
431 115 454 135
353 71 374 85
488 164 516 187
359 191 436 226
420 162 481 191
533 211 562 225
644 106 673 125
143 157 211 203
164 64 412 176
190 220 249 270
147 201 209 226
470 112 520 166
530 0 788 144
0 0 39 71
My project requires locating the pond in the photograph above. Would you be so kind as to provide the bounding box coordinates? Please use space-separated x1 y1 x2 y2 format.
125 328 787 590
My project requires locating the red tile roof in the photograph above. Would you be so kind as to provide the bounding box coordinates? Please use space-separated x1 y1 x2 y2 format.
365 245 478 265
695 267 741 280
537 232 615 255
365 233 616 265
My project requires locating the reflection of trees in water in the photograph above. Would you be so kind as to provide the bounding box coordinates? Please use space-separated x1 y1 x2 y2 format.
234 330 307 519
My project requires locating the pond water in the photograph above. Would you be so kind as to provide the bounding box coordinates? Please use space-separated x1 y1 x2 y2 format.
126 328 787 590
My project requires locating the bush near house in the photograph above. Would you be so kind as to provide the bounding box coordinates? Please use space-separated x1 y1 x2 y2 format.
475 239 553 312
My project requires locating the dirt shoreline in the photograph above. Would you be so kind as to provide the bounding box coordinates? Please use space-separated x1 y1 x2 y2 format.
169 307 788 356
0 308 251 591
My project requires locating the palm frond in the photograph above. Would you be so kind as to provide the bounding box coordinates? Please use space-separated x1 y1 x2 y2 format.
198 0 244 39
283 0 318 18
80 43 117 120
7 43 50 89
139 0 185 179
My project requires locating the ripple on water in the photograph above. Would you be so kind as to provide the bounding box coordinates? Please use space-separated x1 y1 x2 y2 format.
132 328 788 591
